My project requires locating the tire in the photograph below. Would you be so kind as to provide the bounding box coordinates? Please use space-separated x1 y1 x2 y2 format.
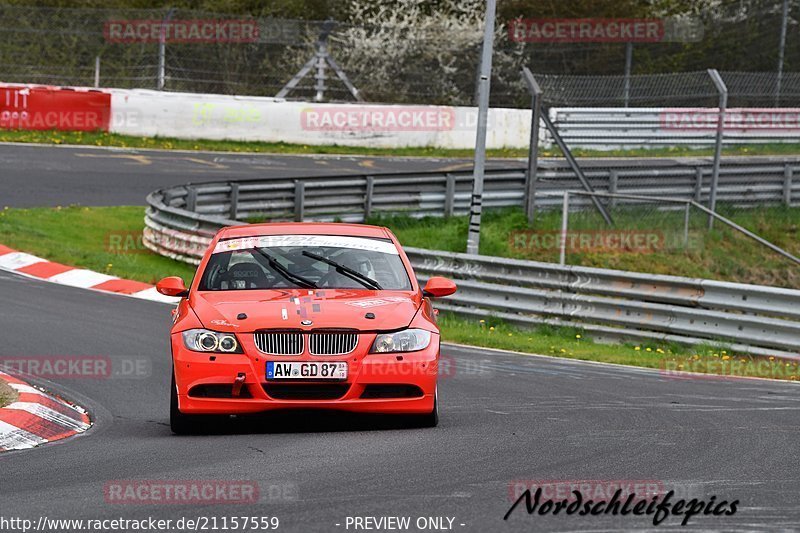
404 389 439 428
170 371 197 435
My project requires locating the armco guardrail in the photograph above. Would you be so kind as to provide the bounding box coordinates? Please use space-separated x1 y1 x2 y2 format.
546 108 800 150
145 157 800 229
145 163 800 357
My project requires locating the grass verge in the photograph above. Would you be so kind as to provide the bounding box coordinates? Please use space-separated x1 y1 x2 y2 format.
369 206 800 289
0 205 796 381
0 379 18 408
439 315 799 382
0 205 196 286
2 129 800 159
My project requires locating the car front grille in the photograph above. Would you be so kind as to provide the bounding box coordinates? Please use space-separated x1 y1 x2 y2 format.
254 331 359 355
254 331 304 355
309 332 359 356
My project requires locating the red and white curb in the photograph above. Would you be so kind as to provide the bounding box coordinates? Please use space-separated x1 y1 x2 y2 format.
0 371 91 451
0 245 178 304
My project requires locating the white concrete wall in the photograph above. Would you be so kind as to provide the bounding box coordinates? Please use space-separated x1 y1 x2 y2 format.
109 89 534 149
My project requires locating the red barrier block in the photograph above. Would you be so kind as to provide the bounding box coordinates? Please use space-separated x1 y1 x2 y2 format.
0 84 111 132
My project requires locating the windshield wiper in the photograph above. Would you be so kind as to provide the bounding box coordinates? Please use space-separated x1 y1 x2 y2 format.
252 248 318 289
302 251 382 290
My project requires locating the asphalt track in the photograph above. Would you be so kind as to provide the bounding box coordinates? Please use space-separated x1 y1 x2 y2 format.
0 143 799 532
0 143 521 207
1 269 800 532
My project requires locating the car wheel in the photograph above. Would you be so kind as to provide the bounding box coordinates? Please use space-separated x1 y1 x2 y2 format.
170 371 196 435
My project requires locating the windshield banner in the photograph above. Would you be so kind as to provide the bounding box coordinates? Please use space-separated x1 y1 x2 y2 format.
213 234 398 255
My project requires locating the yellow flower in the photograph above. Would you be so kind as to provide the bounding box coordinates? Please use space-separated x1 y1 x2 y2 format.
722 355 730 361
489 326 495 331
507 333 513 337
646 347 652 352
634 346 640 351
560 349 566 353
656 348 664 354
575 334 581 339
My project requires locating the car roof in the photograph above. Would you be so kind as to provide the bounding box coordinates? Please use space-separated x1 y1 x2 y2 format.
218 222 393 240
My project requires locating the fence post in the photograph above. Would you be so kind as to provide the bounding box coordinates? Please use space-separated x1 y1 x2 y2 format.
466 0 497 255
608 170 618 208
229 182 239 220
444 173 456 217
94 56 100 88
364 176 374 220
185 186 197 212
560 191 569 265
540 111 613 226
157 8 176 90
623 42 633 107
783 165 793 206
521 67 543 224
707 69 728 230
294 181 305 221
776 0 790 106
694 167 703 202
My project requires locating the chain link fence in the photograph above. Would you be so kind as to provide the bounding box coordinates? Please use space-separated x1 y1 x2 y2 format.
0 3 798 107
512 190 800 289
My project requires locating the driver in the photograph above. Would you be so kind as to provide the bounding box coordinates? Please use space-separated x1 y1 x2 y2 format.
223 261 268 289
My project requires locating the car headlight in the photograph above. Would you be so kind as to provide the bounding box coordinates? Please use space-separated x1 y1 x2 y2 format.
370 328 431 353
182 329 243 354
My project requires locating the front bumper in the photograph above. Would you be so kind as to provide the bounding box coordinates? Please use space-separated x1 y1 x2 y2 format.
172 332 439 415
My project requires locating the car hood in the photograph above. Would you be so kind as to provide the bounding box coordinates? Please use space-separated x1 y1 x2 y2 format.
191 289 420 333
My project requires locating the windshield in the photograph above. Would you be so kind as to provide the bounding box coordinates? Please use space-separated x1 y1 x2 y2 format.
198 234 412 291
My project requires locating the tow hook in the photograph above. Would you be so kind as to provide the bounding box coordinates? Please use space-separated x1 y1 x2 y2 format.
232 373 246 397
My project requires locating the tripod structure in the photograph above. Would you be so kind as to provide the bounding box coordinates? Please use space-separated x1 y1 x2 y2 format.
276 20 363 102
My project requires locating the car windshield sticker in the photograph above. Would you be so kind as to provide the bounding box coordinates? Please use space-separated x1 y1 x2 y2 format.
213 234 398 255
345 296 410 308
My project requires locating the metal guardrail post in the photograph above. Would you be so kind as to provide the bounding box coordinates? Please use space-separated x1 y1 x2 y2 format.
185 186 197 212
229 182 239 220
559 191 569 265
364 176 374 220
521 67 542 224
707 69 728 230
683 202 691 248
608 170 618 209
294 181 305 222
783 165 793 206
694 167 703 202
444 173 456 217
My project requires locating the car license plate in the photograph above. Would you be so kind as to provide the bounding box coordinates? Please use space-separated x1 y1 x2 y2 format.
266 361 347 380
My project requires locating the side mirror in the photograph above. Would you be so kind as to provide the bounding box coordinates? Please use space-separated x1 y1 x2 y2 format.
422 276 457 298
156 276 189 297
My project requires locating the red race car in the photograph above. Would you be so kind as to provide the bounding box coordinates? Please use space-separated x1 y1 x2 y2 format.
157 223 456 434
